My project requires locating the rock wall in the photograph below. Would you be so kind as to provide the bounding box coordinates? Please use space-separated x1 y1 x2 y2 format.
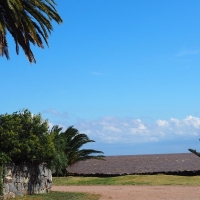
2 163 52 199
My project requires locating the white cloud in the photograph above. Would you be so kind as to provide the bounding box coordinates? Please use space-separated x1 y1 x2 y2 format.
103 126 122 133
129 119 148 135
73 115 200 144
156 120 169 127
170 118 180 126
183 115 200 128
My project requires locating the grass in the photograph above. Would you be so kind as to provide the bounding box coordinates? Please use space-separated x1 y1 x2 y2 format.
53 174 200 186
15 191 100 200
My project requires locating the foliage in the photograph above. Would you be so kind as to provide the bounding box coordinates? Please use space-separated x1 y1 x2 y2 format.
0 152 11 166
0 109 55 166
53 126 104 166
50 125 105 175
0 0 62 63
188 148 200 157
49 125 68 176
63 126 105 166
188 140 200 163
53 175 200 186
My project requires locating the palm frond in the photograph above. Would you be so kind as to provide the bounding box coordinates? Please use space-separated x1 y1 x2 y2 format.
62 126 104 167
0 0 62 63
188 148 200 157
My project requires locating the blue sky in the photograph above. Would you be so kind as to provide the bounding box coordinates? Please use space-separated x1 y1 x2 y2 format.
1 0 200 155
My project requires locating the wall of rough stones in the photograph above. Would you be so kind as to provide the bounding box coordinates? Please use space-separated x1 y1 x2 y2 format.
2 163 52 199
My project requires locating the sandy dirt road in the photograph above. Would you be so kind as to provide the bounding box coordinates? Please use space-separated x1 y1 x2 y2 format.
52 185 200 200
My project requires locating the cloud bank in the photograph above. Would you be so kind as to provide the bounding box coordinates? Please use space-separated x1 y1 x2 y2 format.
74 116 200 144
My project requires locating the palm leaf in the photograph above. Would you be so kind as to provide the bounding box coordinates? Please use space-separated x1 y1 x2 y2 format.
188 148 200 157
62 126 104 166
0 0 62 63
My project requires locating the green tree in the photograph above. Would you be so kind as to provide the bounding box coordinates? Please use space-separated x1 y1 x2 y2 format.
0 109 55 166
49 125 68 176
0 0 62 63
50 125 105 175
63 126 105 166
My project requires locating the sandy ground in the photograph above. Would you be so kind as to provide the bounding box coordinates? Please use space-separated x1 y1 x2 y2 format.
52 185 200 200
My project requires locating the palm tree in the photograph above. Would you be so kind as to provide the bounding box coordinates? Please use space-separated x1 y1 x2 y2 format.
62 126 105 166
49 125 68 176
0 0 62 63
50 125 104 175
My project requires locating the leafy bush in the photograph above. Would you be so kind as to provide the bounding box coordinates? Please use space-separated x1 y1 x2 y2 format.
0 109 55 166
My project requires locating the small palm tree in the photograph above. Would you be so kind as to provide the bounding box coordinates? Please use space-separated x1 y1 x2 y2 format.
0 0 62 63
49 125 68 176
50 125 104 175
63 126 105 166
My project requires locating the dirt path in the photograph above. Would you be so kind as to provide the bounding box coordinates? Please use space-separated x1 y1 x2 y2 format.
52 185 200 200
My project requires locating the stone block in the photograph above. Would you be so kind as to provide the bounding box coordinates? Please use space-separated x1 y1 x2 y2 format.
15 190 23 197
3 192 15 199
15 176 24 183
38 165 44 176
24 177 29 184
12 176 16 184
41 176 47 182
16 183 24 192
22 166 28 172
6 169 12 176
23 183 28 191
47 170 52 182
46 182 52 189
4 176 12 184
37 175 42 182
33 183 40 194
3 183 9 194
8 183 17 193
44 169 49 177
40 182 45 190
9 192 15 198
2 193 9 200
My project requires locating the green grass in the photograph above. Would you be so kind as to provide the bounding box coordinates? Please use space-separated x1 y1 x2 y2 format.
53 175 200 186
15 191 100 200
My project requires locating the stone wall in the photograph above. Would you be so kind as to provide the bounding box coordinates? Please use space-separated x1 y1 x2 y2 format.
2 163 52 199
